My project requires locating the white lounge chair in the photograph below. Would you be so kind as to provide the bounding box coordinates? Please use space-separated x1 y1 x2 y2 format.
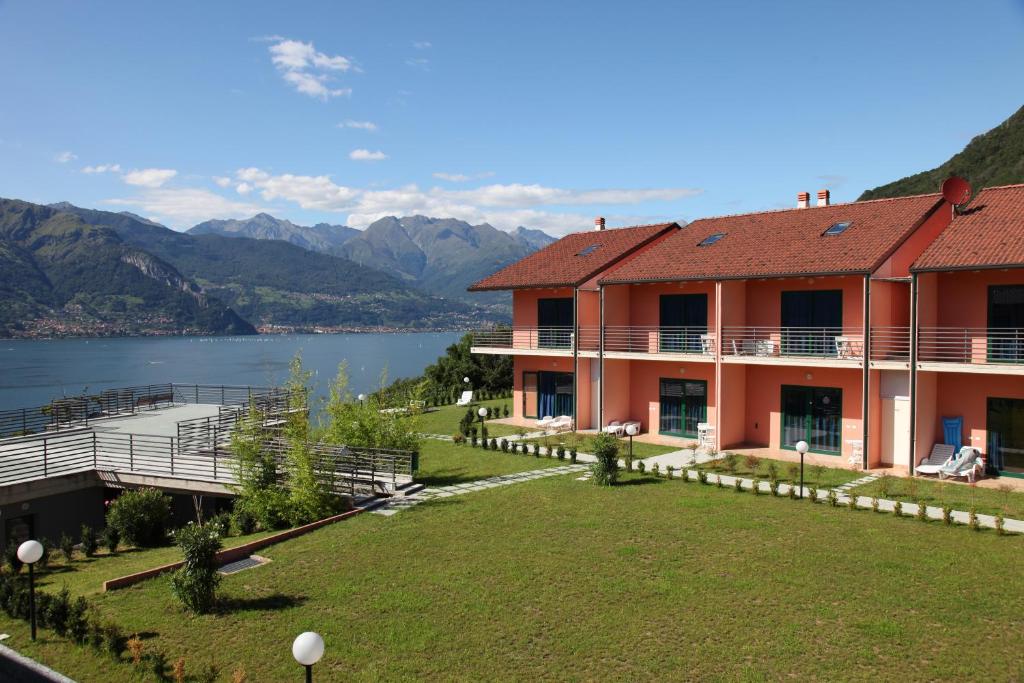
940 447 984 483
698 422 716 450
915 443 955 476
548 415 573 433
602 421 624 436
536 415 556 429
456 390 473 407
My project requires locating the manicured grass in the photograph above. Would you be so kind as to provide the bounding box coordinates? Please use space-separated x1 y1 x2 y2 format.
415 439 561 486
850 475 1024 519
702 454 862 488
5 471 1024 681
415 398 520 437
522 434 680 458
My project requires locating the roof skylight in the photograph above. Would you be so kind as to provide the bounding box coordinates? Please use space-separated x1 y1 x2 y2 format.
576 244 601 257
823 221 852 236
698 233 726 247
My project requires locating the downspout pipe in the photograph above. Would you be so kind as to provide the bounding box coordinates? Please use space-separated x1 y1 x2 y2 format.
862 275 871 470
573 288 579 430
599 285 605 429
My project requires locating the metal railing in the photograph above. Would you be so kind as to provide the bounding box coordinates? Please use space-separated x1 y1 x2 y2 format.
0 383 295 439
0 430 414 495
918 327 1024 365
472 326 577 351
600 326 714 355
721 327 865 360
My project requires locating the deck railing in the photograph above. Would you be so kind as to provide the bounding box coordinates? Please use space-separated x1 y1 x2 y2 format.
472 326 576 351
918 327 1024 365
600 326 714 355
721 326 866 360
870 326 911 362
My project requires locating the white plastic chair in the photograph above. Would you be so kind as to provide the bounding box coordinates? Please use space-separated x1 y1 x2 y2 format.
602 421 624 436
456 390 473 406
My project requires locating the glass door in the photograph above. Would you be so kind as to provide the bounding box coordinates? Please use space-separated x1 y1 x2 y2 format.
659 294 708 352
659 379 707 437
538 298 573 349
987 397 1024 477
781 385 842 454
781 290 842 356
538 372 574 418
988 285 1024 363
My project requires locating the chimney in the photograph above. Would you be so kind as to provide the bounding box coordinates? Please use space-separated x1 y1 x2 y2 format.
817 189 830 207
594 216 605 231
797 192 810 209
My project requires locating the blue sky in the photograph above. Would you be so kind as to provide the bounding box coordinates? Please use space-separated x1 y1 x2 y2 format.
1 0 1022 235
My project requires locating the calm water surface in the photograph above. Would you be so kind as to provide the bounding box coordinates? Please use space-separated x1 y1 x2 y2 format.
0 333 461 411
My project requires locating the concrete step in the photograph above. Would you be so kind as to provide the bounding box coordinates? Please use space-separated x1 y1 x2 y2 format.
395 482 426 497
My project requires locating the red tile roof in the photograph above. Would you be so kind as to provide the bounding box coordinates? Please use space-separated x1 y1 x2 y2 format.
912 184 1024 271
467 222 679 291
599 194 944 283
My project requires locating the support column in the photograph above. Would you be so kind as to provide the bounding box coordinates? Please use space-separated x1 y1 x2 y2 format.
862 274 871 469
909 272 919 473
598 285 605 429
572 288 579 430
714 281 723 452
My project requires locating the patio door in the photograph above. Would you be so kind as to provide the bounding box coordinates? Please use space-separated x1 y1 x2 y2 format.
523 372 538 419
659 294 707 352
538 298 573 349
538 372 573 418
781 385 842 454
988 285 1024 363
659 379 707 437
987 397 1024 477
781 290 842 356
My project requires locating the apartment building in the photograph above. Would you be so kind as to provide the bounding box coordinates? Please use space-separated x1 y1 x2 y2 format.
469 184 1024 477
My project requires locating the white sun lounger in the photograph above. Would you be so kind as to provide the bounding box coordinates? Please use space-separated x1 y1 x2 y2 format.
602 421 623 436
548 415 573 433
456 390 473 407
939 447 984 483
536 415 556 429
915 443 955 476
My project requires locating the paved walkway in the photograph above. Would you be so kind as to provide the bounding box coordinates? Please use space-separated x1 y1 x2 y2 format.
370 464 588 516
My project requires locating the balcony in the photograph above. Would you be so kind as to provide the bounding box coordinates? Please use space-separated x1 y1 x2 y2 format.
599 326 714 361
721 326 868 367
471 326 580 357
917 327 1024 374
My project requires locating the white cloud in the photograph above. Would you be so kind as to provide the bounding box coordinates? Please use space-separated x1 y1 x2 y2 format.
122 168 178 188
236 182 253 195
433 171 495 183
413 41 431 49
213 176 232 187
268 38 354 100
103 188 270 230
338 120 378 132
405 57 430 70
349 149 388 161
222 166 701 235
55 151 77 163
82 163 122 174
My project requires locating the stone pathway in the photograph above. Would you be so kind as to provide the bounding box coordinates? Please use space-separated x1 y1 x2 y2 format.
369 464 588 516
833 473 880 494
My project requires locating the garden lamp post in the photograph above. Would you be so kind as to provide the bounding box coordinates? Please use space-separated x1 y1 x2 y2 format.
478 405 488 429
292 631 324 683
795 440 809 499
17 540 44 641
625 423 638 465
357 393 366 407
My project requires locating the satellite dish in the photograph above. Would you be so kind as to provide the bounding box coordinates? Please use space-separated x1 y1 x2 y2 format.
941 176 972 206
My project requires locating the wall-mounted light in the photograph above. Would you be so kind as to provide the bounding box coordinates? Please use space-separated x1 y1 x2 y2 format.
805 373 813 381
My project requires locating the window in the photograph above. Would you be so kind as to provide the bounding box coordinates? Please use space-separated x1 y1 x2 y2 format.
537 298 573 349
698 233 726 246
659 379 707 437
576 244 601 257
781 385 842 454
823 221 852 236
780 290 842 356
659 294 708 352
988 285 1024 363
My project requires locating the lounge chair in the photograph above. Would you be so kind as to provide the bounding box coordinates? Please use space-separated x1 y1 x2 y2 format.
915 443 955 476
536 415 556 429
602 421 624 436
456 390 473 407
940 447 984 483
548 415 573 433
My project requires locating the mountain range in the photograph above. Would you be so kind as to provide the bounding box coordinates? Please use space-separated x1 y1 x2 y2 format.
859 104 1024 201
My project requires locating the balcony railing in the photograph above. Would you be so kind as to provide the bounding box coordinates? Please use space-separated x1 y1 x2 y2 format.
721 326 867 360
471 326 577 352
601 326 714 355
918 327 1024 365
870 326 911 362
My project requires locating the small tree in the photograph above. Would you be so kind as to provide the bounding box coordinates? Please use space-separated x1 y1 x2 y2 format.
106 488 172 548
591 433 620 486
80 524 98 558
170 522 223 614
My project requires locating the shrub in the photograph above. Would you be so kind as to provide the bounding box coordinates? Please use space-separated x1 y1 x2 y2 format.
787 464 800 483
827 490 838 507
590 433 620 486
60 533 75 563
942 505 953 525
127 633 145 665
533 443 540 458
744 454 761 473
878 473 891 498
170 522 223 614
721 452 738 473
871 497 880 513
807 486 817 503
788 482 797 499
652 463 660 476
664 466 673 480
209 512 231 537
847 493 857 510
769 479 780 497
570 448 578 464
67 597 89 644
968 507 979 531
231 488 290 532
503 404 509 418
893 500 903 517
42 587 72 636
80 524 98 558
996 512 1006 536
452 433 465 445
103 623 125 660
107 488 172 548
697 468 709 485
481 425 489 443
471 434 478 448
734 477 743 492
557 444 566 460
4 543 22 574
489 438 498 451
101 526 120 555
915 500 928 522
751 478 761 495
637 460 646 474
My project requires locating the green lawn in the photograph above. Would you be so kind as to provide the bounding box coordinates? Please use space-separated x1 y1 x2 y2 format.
702 454 862 488
522 434 680 458
415 439 560 486
4 471 1024 681
415 398 521 437
850 475 1024 519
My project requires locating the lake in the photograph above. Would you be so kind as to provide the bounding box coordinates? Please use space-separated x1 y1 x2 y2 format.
0 333 462 411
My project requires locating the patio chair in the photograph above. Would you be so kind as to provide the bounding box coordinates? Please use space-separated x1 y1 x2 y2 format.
602 421 624 436
697 422 716 450
730 339 756 356
536 415 556 429
915 443 956 476
456 390 473 407
548 415 574 433
700 334 716 355
940 447 984 483
835 336 864 360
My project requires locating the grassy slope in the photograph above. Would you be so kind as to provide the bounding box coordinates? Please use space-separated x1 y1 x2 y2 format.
414 439 560 487
521 434 679 458
4 472 1024 681
416 398 521 437
850 475 1024 519
701 455 861 488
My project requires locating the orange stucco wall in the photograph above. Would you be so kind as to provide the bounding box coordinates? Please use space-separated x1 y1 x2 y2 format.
739 365 863 461
929 372 1024 458
744 275 864 329
624 281 717 328
627 360 716 436
511 355 592 428
931 269 1024 328
873 202 951 279
869 280 910 328
512 287 574 327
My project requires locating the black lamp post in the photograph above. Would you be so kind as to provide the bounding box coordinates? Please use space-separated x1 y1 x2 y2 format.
17 540 44 641
625 423 638 465
796 440 809 499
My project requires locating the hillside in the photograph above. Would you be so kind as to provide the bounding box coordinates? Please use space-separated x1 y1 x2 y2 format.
860 104 1024 201
0 199 255 337
337 215 544 304
189 213 359 252
52 204 495 330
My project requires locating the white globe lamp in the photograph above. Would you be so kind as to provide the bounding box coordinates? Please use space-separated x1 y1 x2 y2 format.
292 631 325 682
